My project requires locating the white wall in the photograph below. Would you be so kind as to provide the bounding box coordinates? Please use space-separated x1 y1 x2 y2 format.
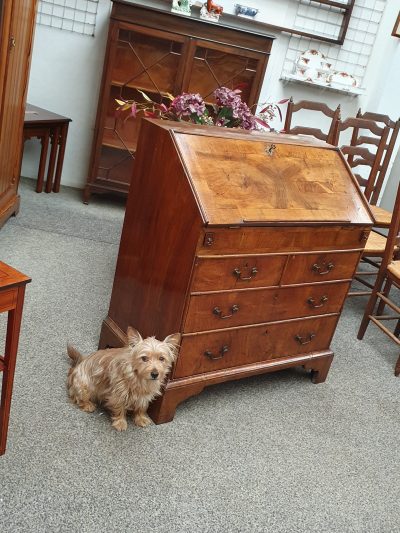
371 7 400 211
21 0 112 189
21 0 400 192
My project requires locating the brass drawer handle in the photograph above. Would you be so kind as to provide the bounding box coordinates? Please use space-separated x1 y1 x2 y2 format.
295 333 315 345
307 296 328 308
204 345 229 361
311 262 334 275
213 304 239 319
233 267 258 281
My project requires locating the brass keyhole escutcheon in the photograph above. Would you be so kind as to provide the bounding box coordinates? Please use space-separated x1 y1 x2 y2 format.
265 144 276 156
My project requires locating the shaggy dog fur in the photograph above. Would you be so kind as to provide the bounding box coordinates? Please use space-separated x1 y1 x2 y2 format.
67 327 181 431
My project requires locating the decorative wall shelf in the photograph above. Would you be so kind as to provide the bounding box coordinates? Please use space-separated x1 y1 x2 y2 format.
280 73 365 96
281 0 387 97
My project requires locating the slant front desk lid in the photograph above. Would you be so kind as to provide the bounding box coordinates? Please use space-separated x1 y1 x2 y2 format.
147 120 373 226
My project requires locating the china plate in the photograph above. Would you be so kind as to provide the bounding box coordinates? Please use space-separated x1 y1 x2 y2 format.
296 49 326 69
327 71 358 87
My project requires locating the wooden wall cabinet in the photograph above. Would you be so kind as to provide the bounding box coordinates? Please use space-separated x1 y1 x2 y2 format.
0 0 37 229
84 0 274 203
99 119 373 424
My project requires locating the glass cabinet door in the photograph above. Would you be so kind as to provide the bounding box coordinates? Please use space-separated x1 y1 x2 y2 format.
97 25 185 187
185 40 264 106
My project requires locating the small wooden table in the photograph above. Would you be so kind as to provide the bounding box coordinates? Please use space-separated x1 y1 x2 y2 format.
0 262 30 455
23 104 71 193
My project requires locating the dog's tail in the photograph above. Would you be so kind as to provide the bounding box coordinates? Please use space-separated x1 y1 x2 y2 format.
67 344 84 367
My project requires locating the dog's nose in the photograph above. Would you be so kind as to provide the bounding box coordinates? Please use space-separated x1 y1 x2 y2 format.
151 371 159 380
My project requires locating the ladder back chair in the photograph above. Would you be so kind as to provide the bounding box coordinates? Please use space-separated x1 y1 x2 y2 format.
353 110 400 228
284 98 341 145
333 117 390 205
357 178 400 376
348 228 398 297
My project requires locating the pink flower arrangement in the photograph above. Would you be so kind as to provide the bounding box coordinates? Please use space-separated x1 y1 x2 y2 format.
116 87 286 131
116 87 258 130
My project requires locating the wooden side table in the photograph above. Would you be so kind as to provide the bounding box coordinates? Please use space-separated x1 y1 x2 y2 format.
23 104 71 193
0 262 30 455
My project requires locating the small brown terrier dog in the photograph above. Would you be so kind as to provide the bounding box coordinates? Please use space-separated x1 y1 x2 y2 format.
67 327 180 431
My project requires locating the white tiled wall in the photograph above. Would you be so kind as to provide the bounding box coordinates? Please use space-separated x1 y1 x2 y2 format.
37 0 99 36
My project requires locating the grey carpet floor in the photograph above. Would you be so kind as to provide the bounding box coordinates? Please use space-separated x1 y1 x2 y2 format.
0 178 400 533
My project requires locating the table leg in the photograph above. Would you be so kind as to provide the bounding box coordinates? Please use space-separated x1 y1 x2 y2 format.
53 122 69 193
0 286 26 455
46 126 60 193
37 132 50 193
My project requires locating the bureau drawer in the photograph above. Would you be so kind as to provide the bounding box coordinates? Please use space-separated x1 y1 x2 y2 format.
184 282 350 333
0 289 17 313
281 251 361 285
191 254 287 292
174 314 339 378
199 226 369 255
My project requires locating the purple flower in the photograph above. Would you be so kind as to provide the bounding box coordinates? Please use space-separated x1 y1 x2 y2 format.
236 101 256 130
214 87 242 109
170 93 206 118
213 87 256 130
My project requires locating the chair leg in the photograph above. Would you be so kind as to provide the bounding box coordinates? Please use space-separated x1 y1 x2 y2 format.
395 354 400 377
376 278 393 315
358 272 387 340
394 319 400 338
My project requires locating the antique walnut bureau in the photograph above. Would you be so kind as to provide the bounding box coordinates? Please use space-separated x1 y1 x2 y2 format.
99 119 373 423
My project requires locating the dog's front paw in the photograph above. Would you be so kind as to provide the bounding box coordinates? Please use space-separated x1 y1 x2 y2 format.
80 401 96 413
112 418 128 432
134 414 152 428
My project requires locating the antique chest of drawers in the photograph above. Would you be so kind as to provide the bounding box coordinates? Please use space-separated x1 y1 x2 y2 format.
99 119 373 423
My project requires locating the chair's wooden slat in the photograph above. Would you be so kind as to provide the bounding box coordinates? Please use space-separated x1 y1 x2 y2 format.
288 126 327 142
369 315 400 346
284 97 341 144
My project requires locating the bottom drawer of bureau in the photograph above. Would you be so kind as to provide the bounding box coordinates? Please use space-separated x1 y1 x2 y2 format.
173 314 339 379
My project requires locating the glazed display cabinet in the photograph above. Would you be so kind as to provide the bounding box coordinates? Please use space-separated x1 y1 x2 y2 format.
84 0 274 202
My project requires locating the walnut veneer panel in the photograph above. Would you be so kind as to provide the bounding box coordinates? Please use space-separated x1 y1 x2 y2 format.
174 134 372 226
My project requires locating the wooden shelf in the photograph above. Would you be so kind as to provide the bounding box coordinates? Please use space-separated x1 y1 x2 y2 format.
281 73 365 97
110 79 174 99
102 130 137 153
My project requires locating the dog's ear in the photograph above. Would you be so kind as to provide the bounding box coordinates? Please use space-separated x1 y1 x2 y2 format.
127 327 143 347
164 333 181 354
